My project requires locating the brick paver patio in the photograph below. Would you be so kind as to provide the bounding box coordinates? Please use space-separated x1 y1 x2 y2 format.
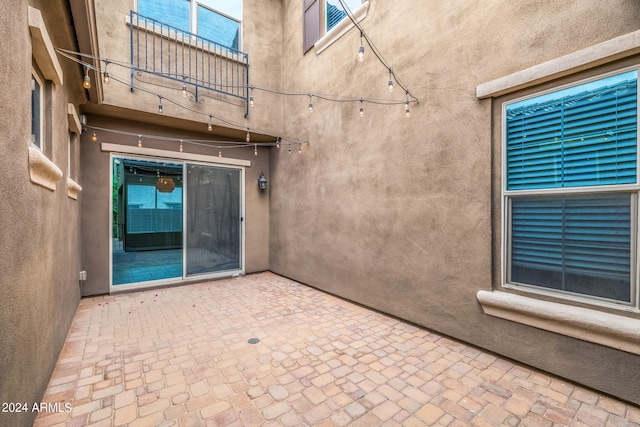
34 272 639 426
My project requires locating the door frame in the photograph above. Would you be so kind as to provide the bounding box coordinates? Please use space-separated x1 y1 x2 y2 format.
108 150 246 293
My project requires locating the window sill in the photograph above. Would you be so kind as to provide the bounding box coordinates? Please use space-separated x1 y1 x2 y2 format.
314 1 369 55
67 178 82 200
28 146 63 191
477 290 640 355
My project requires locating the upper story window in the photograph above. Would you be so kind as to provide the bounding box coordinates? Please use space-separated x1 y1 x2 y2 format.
31 70 43 150
137 0 241 49
304 0 366 53
503 69 639 307
325 0 361 32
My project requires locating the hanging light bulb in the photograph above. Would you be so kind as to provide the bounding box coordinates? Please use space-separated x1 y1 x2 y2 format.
254 144 258 156
404 92 410 118
276 138 280 149
298 144 302 154
249 87 254 108
182 83 187 97
308 95 313 113
138 135 142 148
207 116 213 132
82 69 91 89
246 129 251 143
359 100 364 117
102 72 110 84
158 99 163 114
388 70 394 92
179 140 183 152
218 150 222 157
91 131 97 142
357 32 365 62
288 145 291 154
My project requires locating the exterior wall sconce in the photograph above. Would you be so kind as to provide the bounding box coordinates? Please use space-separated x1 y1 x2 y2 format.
258 173 267 191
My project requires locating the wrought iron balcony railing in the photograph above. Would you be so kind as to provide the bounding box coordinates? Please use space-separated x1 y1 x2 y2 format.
129 11 249 109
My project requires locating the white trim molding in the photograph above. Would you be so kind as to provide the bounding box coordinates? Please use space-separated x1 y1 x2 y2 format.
28 6 63 85
476 30 640 99
477 291 640 355
28 146 63 191
100 143 251 167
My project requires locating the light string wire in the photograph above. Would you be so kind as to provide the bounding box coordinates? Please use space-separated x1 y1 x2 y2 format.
87 125 307 151
337 0 419 104
56 47 418 113
56 48 304 143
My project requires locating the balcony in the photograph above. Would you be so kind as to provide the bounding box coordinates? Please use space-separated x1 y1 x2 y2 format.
129 10 249 105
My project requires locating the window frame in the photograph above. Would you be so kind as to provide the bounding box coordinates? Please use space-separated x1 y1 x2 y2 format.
501 66 640 311
31 69 44 151
304 0 368 54
324 0 362 33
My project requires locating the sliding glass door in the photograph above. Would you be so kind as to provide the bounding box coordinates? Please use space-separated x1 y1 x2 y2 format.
111 156 243 288
186 164 242 276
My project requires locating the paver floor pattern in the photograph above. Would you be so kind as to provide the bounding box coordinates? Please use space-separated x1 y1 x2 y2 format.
35 272 639 427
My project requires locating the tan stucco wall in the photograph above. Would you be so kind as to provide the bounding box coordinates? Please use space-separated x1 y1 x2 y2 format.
0 1 85 426
80 115 270 296
269 0 640 403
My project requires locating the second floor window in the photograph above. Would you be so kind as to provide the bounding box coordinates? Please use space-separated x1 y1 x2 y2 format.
325 0 361 32
137 0 241 50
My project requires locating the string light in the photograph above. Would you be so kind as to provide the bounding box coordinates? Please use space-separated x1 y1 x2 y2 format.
207 115 213 132
82 68 91 89
138 135 142 147
357 32 365 62
254 144 258 156
57 47 419 124
91 131 97 142
288 145 291 154
102 72 110 84
298 144 302 154
246 129 251 143
404 92 410 118
158 97 163 114
179 140 183 152
182 83 187 98
276 138 280 149
359 100 364 117
218 150 222 157
249 87 254 107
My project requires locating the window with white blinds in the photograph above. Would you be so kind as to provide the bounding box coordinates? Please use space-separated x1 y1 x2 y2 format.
504 70 639 306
